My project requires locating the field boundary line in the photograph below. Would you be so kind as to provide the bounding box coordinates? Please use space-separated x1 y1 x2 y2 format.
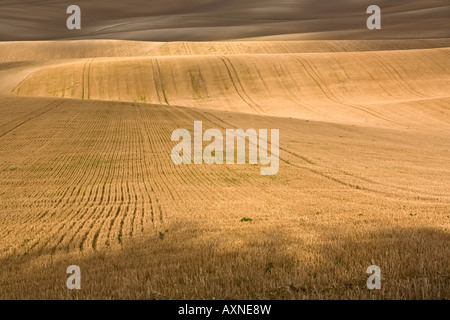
0 100 64 139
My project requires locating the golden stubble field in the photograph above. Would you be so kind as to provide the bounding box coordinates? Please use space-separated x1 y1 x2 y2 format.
0 39 449 299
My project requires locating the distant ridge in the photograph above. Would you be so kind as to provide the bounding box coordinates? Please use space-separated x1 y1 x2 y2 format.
0 0 449 41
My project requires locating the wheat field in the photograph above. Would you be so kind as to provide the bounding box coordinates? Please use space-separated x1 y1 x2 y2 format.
0 38 449 299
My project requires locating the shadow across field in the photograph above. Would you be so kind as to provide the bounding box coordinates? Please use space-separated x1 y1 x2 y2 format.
0 217 448 299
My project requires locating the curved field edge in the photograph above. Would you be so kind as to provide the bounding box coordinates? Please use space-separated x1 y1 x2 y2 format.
1 39 450 62
0 40 164 62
